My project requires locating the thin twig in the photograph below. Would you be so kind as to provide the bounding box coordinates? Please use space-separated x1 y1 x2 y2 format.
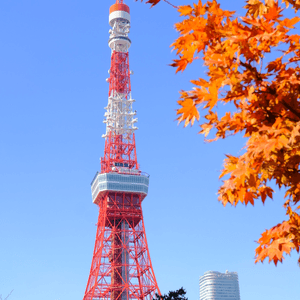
3 290 13 300
163 0 178 8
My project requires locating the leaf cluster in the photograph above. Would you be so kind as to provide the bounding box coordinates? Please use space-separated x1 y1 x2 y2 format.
174 0 300 266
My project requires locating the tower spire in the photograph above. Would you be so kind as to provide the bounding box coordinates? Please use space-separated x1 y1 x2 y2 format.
101 0 137 174
82 2 160 300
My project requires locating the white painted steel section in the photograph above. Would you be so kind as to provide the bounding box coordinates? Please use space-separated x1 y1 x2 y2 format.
108 36 131 50
108 15 131 53
102 92 138 138
109 10 131 25
199 271 241 300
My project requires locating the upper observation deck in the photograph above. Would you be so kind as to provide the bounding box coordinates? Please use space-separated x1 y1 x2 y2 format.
91 169 149 204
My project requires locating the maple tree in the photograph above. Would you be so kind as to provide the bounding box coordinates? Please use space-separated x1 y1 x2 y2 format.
138 0 300 266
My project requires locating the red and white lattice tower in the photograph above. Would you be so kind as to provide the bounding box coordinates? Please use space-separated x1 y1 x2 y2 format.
83 1 160 300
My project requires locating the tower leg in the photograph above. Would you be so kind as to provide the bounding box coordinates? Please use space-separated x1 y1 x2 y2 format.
83 193 160 300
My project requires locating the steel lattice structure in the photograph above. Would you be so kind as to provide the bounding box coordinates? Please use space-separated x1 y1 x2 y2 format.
83 1 160 300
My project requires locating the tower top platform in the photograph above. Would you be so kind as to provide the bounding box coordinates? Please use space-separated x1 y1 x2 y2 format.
110 3 130 14
109 2 131 26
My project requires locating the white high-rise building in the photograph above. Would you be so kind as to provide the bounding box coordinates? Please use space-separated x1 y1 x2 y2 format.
199 270 241 300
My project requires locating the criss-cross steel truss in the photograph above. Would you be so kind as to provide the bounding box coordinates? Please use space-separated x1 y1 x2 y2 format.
83 2 160 300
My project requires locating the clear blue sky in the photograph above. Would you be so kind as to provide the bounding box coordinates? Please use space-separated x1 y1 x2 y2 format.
0 1 299 300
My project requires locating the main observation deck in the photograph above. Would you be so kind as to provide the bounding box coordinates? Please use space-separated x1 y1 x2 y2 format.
91 171 149 204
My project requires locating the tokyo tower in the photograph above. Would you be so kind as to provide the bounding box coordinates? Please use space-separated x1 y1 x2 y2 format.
83 1 160 300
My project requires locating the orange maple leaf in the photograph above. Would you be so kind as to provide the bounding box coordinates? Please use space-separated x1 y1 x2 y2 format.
280 16 300 28
178 5 193 16
263 3 283 20
177 98 200 127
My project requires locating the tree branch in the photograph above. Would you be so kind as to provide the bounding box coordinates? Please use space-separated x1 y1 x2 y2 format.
282 100 300 120
254 89 300 122
240 60 263 81
2 290 13 300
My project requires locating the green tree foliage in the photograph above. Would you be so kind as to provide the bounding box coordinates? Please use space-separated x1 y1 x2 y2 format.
153 287 188 300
